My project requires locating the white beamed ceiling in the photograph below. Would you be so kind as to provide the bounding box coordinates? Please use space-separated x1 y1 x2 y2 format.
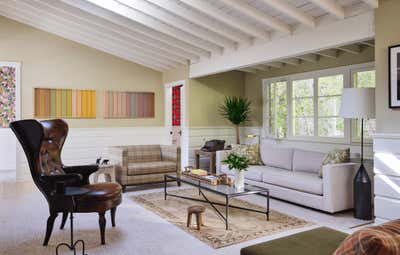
0 0 377 73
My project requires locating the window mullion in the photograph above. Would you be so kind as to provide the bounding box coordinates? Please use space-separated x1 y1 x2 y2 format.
314 77 318 137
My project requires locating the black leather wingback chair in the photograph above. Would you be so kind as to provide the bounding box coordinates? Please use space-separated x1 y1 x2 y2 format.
10 119 122 245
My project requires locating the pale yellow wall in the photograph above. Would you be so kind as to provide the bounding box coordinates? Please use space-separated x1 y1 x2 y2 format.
189 71 245 126
375 0 400 133
0 16 164 128
245 48 375 126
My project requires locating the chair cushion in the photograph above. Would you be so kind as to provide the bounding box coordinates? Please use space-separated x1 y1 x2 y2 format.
126 145 162 163
262 166 323 195
220 164 265 182
128 161 176 176
293 149 326 174
333 219 400 255
260 143 294 170
79 182 122 202
241 227 347 255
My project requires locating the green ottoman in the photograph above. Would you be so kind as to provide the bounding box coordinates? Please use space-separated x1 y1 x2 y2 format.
241 227 348 255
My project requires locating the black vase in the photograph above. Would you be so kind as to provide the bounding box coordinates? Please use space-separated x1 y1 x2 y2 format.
354 164 372 220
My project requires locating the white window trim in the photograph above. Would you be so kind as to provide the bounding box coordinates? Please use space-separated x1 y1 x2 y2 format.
263 62 374 144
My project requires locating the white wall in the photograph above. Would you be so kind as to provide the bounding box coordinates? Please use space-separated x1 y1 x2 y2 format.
0 129 16 171
16 127 169 181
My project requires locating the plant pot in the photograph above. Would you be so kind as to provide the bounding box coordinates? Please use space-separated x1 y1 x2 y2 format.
234 169 245 191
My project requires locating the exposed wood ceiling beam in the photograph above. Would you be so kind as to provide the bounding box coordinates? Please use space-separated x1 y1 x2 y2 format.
265 62 284 68
219 0 291 34
116 0 235 50
61 0 208 59
180 0 270 40
308 0 345 19
315 49 339 59
361 0 379 9
259 0 315 28
360 40 375 48
85 0 220 55
295 54 319 63
238 68 258 74
145 0 251 45
20 0 181 68
279 59 301 66
0 3 169 71
252 65 270 72
37 0 189 65
336 44 362 54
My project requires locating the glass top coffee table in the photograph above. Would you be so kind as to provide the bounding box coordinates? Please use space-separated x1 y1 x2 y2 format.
164 174 269 230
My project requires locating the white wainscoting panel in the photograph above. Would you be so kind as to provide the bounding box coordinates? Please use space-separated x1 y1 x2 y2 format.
16 127 168 181
0 128 16 171
373 133 400 222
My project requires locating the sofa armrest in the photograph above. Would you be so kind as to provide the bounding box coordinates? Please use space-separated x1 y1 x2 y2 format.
216 150 231 174
161 145 181 173
322 162 358 213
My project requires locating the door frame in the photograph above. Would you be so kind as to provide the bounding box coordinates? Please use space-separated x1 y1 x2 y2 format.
164 80 189 169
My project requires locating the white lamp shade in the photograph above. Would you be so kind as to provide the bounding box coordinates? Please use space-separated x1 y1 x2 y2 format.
340 88 375 119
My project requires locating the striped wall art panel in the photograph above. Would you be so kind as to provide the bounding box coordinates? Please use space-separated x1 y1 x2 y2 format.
34 88 96 118
104 91 155 118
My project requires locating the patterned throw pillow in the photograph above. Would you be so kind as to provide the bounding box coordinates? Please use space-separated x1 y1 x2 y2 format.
231 144 262 165
333 219 400 255
319 148 350 177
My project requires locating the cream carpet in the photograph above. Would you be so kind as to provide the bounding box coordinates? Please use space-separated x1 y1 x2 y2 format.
131 188 313 248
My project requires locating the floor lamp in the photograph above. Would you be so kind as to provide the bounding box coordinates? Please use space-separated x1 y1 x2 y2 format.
340 88 375 220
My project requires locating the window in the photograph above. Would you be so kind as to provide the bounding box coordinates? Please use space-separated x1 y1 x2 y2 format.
352 69 376 139
267 81 287 138
263 63 375 142
292 79 314 136
317 75 344 137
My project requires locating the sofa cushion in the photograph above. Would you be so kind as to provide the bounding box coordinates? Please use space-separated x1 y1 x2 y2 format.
293 149 326 174
262 166 323 195
126 145 162 163
127 161 176 175
260 143 294 170
220 164 265 182
333 219 400 255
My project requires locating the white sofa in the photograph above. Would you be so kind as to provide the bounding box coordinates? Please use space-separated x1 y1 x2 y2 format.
216 143 358 213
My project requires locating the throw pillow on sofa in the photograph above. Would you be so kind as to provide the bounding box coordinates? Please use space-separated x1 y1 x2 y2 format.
333 219 400 255
319 148 350 177
231 144 262 165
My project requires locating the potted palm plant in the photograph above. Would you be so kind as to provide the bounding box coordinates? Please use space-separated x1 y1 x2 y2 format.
222 153 249 191
219 96 251 144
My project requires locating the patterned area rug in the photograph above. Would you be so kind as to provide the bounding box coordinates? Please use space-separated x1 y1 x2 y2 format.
131 188 313 248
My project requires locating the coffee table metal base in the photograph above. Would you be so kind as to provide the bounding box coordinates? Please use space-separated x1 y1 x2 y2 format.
164 175 269 230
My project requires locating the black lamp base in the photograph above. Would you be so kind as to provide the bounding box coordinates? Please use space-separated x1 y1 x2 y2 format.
354 163 372 220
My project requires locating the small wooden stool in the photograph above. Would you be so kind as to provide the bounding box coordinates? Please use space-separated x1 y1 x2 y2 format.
187 205 206 230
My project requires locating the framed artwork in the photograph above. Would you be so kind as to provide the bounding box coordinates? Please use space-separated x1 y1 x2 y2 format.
0 62 20 128
389 44 400 108
104 91 155 118
34 88 96 118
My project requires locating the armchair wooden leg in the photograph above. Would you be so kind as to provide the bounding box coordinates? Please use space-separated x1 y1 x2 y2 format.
99 212 106 245
110 207 117 227
43 212 58 246
60 212 68 230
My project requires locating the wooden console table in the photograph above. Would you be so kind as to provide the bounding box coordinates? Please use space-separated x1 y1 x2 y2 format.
194 149 216 173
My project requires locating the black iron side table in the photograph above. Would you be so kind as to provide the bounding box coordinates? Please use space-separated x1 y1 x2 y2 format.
54 187 90 255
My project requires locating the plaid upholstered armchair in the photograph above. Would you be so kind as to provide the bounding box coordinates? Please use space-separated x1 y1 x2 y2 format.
108 145 181 192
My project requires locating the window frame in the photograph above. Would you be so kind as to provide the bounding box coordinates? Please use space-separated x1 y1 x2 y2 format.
262 62 374 144
350 64 376 144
